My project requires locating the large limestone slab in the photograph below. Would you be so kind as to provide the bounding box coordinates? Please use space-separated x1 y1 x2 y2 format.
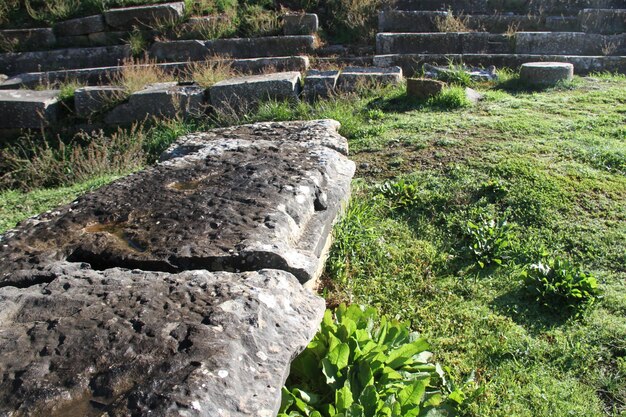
0 120 354 285
283 13 319 35
104 1 186 30
0 45 131 76
0 263 325 417
376 32 463 55
104 82 206 124
210 71 301 112
0 89 60 129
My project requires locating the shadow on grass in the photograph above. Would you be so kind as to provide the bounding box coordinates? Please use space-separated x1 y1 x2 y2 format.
490 285 573 333
495 77 580 95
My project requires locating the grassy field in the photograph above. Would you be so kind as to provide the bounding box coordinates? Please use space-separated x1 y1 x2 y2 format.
1 74 624 416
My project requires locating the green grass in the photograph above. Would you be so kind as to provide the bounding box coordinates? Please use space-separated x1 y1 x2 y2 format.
0 175 122 232
0 75 625 416
322 75 626 416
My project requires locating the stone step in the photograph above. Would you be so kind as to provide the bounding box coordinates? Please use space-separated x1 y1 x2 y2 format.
376 32 626 56
387 0 624 15
150 35 316 61
0 119 355 417
0 56 310 89
373 53 626 75
0 35 315 76
580 9 626 34
379 10 581 33
0 45 131 76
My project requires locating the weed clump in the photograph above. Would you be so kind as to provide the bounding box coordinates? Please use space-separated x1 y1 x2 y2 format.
427 87 471 109
522 257 601 316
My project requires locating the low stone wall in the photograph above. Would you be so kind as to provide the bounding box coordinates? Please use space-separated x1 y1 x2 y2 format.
373 53 626 76
376 32 626 56
0 67 404 130
0 119 355 416
0 2 320 53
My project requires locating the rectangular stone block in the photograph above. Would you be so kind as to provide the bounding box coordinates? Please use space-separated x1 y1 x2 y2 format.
336 66 403 92
105 82 206 124
229 56 310 74
210 71 301 112
0 45 131 76
74 85 126 118
303 70 339 100
461 32 512 53
53 15 106 36
205 35 316 59
104 1 185 30
0 28 55 51
55 35 92 48
376 32 462 55
514 32 625 56
0 89 60 129
150 40 211 62
579 9 626 34
378 10 445 32
283 13 319 35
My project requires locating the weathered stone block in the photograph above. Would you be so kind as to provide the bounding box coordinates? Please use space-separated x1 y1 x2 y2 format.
520 61 574 86
74 85 126 117
229 56 310 74
205 35 316 59
376 32 462 55
209 72 301 112
283 13 319 35
378 10 445 32
0 45 131 76
406 78 446 99
461 32 511 54
55 35 92 48
579 9 626 34
336 66 403 92
150 39 210 62
53 15 106 36
105 82 206 124
514 32 625 56
303 70 340 100
0 264 325 417
0 89 60 129
0 119 355 285
104 1 185 30
0 28 56 50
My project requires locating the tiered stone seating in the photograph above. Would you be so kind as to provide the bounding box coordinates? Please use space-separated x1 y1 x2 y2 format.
374 0 626 75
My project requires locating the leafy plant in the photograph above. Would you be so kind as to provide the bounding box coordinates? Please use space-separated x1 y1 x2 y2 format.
376 179 420 211
464 211 513 268
280 304 470 417
521 257 601 315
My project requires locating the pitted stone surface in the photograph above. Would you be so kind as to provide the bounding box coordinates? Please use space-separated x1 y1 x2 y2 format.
0 264 325 417
0 120 354 285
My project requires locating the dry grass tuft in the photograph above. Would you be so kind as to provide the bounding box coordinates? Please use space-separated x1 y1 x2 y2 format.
184 59 234 87
434 10 471 32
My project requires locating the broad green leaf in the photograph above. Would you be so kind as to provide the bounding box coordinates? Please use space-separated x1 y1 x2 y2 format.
386 339 430 369
359 385 379 417
336 383 354 411
398 378 428 414
328 343 351 370
322 358 339 386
